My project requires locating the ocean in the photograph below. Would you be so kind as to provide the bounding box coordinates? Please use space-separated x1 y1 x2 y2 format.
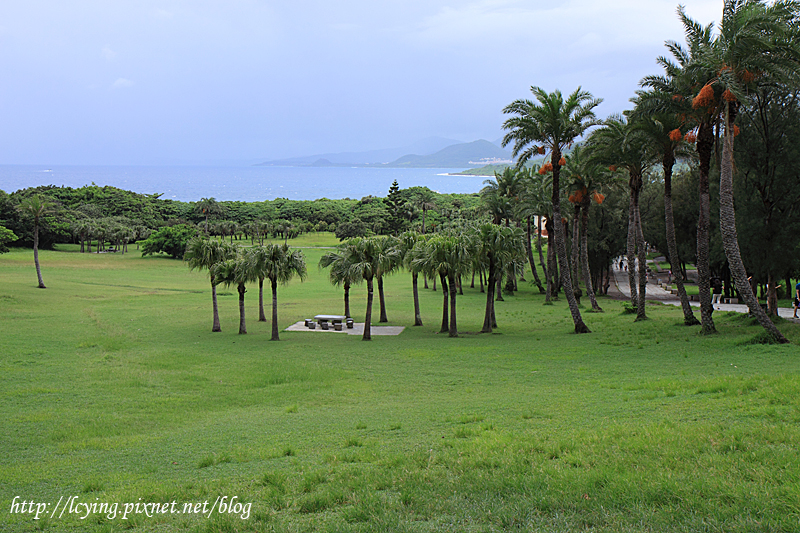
0 165 490 202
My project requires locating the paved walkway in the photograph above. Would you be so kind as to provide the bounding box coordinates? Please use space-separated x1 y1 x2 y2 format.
610 258 800 322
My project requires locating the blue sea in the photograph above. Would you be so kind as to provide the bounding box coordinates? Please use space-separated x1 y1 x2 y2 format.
0 165 489 202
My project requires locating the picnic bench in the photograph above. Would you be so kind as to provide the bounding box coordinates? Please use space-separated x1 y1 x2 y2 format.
313 315 347 331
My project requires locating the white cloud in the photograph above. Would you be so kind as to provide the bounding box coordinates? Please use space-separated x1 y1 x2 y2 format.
101 46 116 60
112 78 133 88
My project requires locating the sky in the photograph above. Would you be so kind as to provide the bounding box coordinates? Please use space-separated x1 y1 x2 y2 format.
0 0 724 166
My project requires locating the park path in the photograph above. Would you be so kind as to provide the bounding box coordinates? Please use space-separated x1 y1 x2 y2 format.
609 257 800 323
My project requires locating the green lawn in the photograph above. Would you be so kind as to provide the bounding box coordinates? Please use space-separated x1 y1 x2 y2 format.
1 243 799 532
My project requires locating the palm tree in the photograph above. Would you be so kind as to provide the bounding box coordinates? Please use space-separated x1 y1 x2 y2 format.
186 237 238 332
210 252 253 335
320 244 362 319
397 231 424 326
412 189 437 234
703 0 797 343
588 114 652 321
518 168 552 298
17 195 56 288
196 198 224 234
563 144 607 312
474 224 525 333
374 236 401 323
503 87 601 333
343 237 381 340
630 97 701 326
413 233 471 337
641 6 718 334
247 244 307 341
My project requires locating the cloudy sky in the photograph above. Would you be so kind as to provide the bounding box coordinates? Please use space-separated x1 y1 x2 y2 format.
0 0 723 165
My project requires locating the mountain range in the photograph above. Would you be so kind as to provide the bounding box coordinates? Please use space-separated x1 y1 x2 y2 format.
256 138 513 168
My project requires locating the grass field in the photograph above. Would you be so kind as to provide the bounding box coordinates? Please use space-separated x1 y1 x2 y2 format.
2 237 800 532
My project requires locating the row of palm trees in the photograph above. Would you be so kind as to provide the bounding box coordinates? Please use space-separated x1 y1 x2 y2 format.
498 0 798 343
319 225 526 340
71 218 151 254
185 237 306 340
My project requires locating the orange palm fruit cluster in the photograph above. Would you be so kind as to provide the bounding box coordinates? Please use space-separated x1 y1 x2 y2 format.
609 165 617 172
740 69 756 83
692 84 715 109
592 191 605 205
669 129 683 142
537 146 546 154
733 124 740 137
684 131 697 143
558 157 566 166
538 162 553 175
722 89 737 102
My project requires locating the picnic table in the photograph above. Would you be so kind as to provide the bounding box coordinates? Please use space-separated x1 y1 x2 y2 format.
312 315 350 331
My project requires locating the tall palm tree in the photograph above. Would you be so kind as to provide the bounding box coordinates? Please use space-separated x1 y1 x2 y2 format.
588 115 652 321
563 144 607 312
319 244 362 319
185 237 238 332
630 96 701 326
703 0 797 343
503 87 601 333
247 244 307 341
344 237 381 340
641 6 718 334
17 195 56 289
518 168 552 297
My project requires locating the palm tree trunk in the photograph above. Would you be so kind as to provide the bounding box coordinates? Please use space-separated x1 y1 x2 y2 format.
634 191 648 321
526 216 544 293
697 121 716 334
440 273 449 333
482 257 495 333
423 273 428 289
377 274 388 323
626 195 638 309
412 272 422 326
479 268 484 293
258 277 267 322
237 283 247 334
362 277 374 340
344 282 351 319
211 278 221 332
271 278 280 340
580 198 601 311
448 272 458 337
719 112 787 343
572 205 581 288
33 222 45 288
663 154 699 325
552 162 589 333
495 276 503 301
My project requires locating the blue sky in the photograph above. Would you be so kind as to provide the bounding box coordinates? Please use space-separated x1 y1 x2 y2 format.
0 0 722 165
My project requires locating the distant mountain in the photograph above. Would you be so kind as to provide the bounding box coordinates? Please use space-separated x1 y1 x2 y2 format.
383 140 512 168
256 137 462 166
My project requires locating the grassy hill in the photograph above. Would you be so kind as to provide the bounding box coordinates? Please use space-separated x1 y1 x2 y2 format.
1 241 799 532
